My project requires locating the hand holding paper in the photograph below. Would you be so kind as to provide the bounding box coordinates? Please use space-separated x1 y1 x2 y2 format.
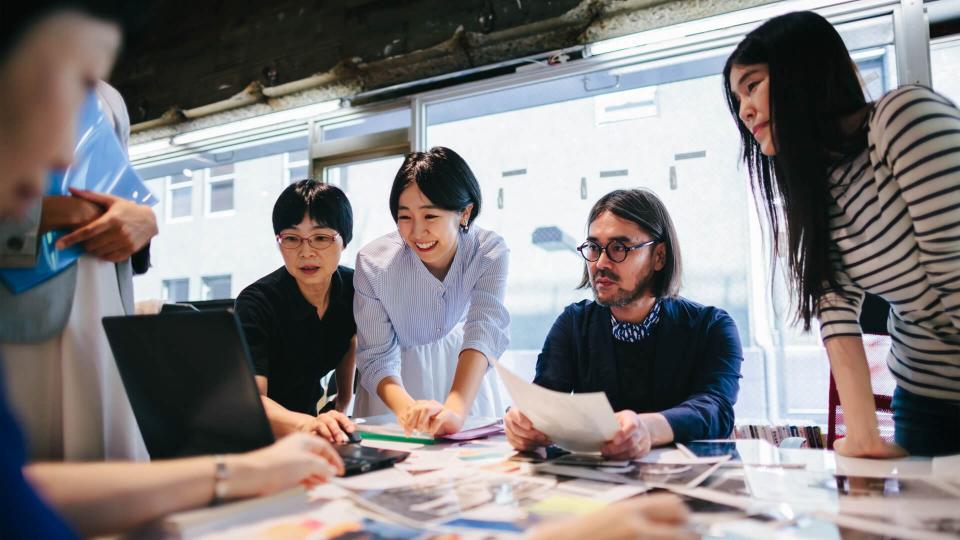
495 362 619 453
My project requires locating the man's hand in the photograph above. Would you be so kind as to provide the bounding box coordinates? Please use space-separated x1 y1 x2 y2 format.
40 195 103 233
56 188 157 262
504 408 551 451
601 410 652 460
300 411 356 445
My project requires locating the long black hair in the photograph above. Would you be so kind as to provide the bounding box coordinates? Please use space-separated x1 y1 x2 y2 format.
723 11 868 329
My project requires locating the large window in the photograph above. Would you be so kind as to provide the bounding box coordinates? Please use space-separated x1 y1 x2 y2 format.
931 34 960 104
134 138 308 304
284 149 310 183
418 12 896 423
131 0 927 425
324 155 405 267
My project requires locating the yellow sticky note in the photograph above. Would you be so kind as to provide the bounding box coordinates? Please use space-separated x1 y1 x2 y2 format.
528 495 608 516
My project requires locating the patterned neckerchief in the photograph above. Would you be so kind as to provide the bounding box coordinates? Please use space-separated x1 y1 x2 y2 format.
611 300 662 343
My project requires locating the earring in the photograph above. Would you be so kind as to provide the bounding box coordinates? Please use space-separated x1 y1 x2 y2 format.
460 220 469 233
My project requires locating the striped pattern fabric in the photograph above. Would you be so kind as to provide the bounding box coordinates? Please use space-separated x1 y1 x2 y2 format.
354 227 511 395
818 85 960 401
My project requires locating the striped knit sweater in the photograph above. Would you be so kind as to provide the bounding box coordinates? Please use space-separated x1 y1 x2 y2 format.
818 85 960 401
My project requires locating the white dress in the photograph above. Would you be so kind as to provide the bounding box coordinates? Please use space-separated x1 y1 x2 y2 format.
353 323 507 418
353 227 510 419
0 256 148 461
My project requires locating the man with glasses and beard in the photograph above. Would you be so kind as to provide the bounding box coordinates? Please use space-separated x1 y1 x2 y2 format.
504 189 743 459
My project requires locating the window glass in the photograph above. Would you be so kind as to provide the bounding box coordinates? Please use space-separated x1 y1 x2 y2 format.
202 275 232 300
324 155 405 268
161 278 189 302
134 139 307 304
423 14 896 423
931 35 960 104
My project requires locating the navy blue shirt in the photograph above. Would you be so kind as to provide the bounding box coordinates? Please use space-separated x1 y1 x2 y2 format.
534 297 743 442
0 366 78 539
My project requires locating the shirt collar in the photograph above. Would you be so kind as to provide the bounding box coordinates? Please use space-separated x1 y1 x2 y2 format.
280 266 343 321
611 299 662 343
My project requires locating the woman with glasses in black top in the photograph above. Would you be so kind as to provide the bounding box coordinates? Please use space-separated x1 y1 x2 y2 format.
236 180 358 444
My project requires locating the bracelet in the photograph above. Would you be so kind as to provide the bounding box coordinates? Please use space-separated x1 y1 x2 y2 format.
212 454 230 505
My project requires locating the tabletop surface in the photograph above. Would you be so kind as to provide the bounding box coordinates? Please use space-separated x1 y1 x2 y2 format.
145 437 960 540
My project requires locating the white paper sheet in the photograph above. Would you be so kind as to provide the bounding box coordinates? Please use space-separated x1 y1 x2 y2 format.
495 362 619 452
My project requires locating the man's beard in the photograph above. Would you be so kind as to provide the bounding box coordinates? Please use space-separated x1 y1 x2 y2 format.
592 267 653 308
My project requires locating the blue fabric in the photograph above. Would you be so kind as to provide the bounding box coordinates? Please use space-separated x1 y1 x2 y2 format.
611 299 661 343
534 297 743 442
0 90 155 295
892 385 960 457
0 365 78 539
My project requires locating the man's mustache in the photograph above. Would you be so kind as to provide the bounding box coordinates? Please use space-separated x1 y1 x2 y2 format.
593 269 619 282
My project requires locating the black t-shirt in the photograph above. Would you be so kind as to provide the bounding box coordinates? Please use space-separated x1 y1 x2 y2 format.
611 332 658 413
235 266 356 415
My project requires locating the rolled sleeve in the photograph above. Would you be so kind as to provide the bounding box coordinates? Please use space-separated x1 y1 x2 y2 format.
660 309 743 441
354 255 402 394
461 237 510 366
0 201 41 268
817 246 865 342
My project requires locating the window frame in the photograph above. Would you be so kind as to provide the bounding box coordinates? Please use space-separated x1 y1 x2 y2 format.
161 277 190 303
204 164 236 217
201 274 233 301
165 173 195 223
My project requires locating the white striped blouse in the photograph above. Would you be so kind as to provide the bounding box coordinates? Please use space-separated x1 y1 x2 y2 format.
353 226 511 395
819 85 960 401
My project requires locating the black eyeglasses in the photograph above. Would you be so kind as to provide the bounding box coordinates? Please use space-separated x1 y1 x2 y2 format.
576 239 659 263
276 232 340 251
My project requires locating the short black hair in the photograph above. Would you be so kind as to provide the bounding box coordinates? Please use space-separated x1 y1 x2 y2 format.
578 189 682 297
388 146 481 224
272 180 353 246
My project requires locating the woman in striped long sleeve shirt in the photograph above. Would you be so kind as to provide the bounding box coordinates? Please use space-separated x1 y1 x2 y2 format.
724 11 960 457
353 147 509 435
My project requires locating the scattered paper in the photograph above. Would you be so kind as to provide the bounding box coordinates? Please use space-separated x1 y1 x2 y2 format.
495 362 618 452
641 446 732 465
349 470 557 527
332 467 417 491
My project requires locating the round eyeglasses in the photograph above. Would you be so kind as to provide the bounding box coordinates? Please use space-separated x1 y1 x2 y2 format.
276 232 340 251
576 239 659 263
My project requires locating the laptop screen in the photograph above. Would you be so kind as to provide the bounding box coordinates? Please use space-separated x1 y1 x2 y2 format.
103 311 275 459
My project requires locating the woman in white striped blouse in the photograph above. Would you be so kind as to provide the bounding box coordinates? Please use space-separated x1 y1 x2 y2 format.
353 147 509 435
724 11 960 457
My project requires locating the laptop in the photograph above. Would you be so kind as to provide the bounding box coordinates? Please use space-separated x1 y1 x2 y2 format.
102 310 407 475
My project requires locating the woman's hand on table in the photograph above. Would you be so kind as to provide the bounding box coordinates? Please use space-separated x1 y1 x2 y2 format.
833 435 907 459
230 433 345 498
399 400 464 436
300 410 356 444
